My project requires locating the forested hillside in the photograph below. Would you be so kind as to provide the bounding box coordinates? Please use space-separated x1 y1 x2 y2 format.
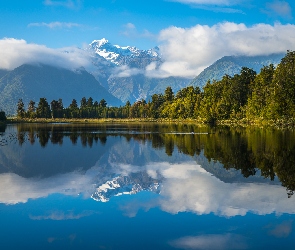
14 51 295 126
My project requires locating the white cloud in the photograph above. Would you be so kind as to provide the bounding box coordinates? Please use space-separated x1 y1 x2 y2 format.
169 0 245 13
1 160 295 220
0 171 93 205
125 22 136 30
169 234 247 250
114 161 295 217
121 22 155 39
145 22 295 78
156 162 295 217
43 0 81 9
265 1 292 19
30 210 97 220
170 0 243 6
0 38 91 71
268 221 293 238
28 22 82 29
4 22 294 79
112 65 144 78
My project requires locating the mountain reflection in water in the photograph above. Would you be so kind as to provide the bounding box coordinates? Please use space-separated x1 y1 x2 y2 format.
0 123 295 212
1 123 295 250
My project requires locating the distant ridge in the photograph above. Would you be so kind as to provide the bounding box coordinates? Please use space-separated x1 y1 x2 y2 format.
191 53 285 88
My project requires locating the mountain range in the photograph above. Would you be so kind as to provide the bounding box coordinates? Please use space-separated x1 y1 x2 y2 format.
0 38 286 115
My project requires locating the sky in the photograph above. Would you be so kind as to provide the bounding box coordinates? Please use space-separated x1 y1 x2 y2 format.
1 0 295 78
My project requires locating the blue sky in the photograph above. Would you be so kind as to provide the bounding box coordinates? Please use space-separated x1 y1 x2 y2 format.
1 0 294 48
1 0 295 77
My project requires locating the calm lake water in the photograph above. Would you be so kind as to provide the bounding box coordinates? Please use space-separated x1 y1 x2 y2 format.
1 123 295 250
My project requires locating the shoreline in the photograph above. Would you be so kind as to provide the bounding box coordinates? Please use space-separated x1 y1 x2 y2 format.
4 117 295 129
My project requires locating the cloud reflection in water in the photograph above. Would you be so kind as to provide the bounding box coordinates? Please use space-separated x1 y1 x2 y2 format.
0 161 295 218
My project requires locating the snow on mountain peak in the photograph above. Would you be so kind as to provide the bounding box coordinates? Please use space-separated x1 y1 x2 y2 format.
90 38 109 48
91 175 161 202
88 38 161 66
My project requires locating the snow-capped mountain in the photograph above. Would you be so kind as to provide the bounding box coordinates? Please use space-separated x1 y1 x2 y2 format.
86 38 190 103
88 38 161 68
91 174 161 202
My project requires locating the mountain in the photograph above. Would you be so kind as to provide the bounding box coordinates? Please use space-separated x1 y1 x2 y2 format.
0 69 9 80
0 64 122 115
92 174 161 202
87 39 191 103
0 39 287 114
191 53 284 88
87 39 285 102
107 75 191 103
88 38 160 68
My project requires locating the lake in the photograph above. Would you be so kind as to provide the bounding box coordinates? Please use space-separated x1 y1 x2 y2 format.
0 123 295 250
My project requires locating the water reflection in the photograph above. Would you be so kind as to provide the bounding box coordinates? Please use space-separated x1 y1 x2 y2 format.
1 123 295 219
169 233 247 250
1 159 295 217
2 123 295 192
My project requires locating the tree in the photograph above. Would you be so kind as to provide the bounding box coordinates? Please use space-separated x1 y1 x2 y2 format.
17 99 25 118
149 94 164 118
99 99 107 108
69 99 78 109
246 64 275 118
164 86 174 102
87 97 93 107
267 51 295 118
80 97 87 109
36 98 51 118
50 99 63 118
27 100 36 118
0 111 6 121
51 100 59 118
68 99 79 118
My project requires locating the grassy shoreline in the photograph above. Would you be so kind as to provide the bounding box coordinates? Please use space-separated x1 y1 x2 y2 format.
4 117 295 129
6 117 206 124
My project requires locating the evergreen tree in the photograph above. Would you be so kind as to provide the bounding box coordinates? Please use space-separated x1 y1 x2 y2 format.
0 111 6 121
99 99 107 108
36 98 51 118
87 97 93 107
17 99 26 118
80 97 87 109
27 100 36 118
69 99 78 109
68 99 79 118
50 99 63 118
164 86 174 102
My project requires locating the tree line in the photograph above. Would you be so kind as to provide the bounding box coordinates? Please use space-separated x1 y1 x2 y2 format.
16 51 295 123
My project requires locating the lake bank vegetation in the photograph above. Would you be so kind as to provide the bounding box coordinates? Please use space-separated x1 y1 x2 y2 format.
9 51 295 129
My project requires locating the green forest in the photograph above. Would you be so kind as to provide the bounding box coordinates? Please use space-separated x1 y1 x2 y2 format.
14 51 295 125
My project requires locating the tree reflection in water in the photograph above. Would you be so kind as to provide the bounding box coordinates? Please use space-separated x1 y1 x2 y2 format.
2 123 295 197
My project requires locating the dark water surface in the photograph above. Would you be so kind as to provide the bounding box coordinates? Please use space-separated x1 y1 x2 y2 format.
1 123 295 250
